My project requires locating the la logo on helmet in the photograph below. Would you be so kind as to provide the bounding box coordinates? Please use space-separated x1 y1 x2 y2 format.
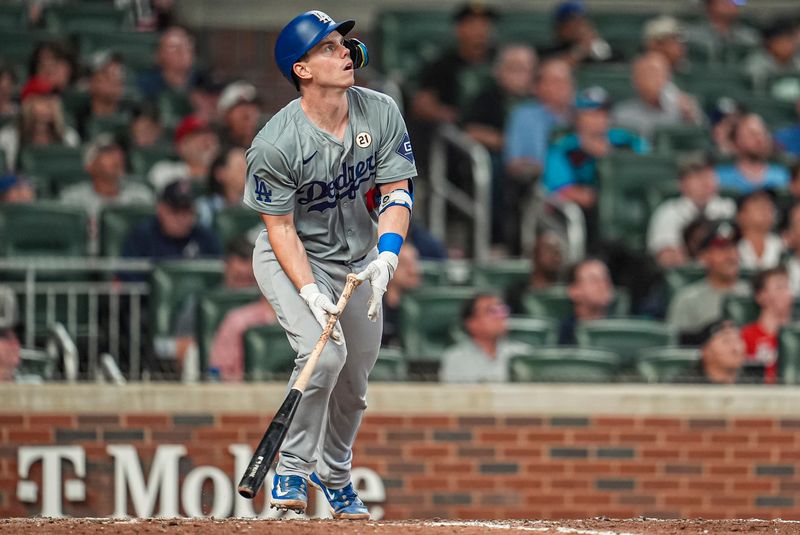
310 11 332 24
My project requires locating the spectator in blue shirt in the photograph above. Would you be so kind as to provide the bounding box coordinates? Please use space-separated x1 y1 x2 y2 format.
542 87 648 248
122 179 222 266
715 113 790 194
775 99 800 158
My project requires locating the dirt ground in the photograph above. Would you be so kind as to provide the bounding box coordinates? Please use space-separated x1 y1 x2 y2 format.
1 518 799 535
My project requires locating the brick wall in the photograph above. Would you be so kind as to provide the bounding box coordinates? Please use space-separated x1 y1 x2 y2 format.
2 411 800 519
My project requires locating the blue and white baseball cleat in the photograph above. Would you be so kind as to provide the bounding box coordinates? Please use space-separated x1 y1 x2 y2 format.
270 474 308 514
308 472 370 520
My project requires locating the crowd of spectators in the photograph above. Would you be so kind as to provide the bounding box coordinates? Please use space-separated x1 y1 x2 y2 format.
2 0 800 385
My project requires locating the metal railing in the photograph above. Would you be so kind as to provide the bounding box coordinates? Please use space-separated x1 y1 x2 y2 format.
0 257 151 381
428 123 492 261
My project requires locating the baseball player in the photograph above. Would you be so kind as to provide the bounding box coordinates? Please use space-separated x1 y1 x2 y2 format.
244 10 416 519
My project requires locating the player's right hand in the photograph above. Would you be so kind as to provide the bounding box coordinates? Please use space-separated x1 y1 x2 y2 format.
299 283 343 345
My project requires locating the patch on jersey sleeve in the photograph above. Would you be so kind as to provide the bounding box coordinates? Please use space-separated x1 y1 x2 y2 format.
253 175 272 203
395 132 415 164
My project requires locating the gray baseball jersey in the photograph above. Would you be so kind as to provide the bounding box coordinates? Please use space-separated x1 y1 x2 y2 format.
244 86 417 262
245 86 416 488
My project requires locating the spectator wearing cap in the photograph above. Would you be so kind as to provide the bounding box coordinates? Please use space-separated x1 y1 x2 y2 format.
0 77 80 171
60 134 154 254
647 152 736 268
217 81 262 149
148 114 220 192
0 174 34 203
672 320 747 385
685 0 759 63
743 20 800 87
611 52 704 141
0 286 20 381
411 2 497 127
740 266 792 384
643 16 688 72
667 221 750 338
440 292 531 383
539 0 622 65
736 189 783 270
196 145 247 228
121 179 222 265
137 26 200 100
542 86 648 249
0 62 18 124
28 41 76 93
715 113 790 194
73 51 130 140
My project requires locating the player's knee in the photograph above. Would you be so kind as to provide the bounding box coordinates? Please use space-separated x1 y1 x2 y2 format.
308 345 346 388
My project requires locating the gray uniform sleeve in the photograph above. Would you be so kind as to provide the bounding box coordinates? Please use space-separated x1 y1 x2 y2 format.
375 98 418 185
243 138 296 216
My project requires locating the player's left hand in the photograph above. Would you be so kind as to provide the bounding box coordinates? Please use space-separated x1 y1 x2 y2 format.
355 251 398 322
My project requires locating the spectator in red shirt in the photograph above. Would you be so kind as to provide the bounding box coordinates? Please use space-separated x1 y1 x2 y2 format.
740 266 793 384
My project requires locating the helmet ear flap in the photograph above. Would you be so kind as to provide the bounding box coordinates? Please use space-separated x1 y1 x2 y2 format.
343 38 369 70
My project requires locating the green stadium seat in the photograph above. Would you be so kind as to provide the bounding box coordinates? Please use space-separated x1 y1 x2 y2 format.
576 318 677 367
86 113 131 140
129 145 178 177
158 89 193 128
723 294 759 325
18 145 88 196
597 153 679 251
213 205 260 248
744 95 797 129
506 316 558 346
99 204 155 257
149 260 224 338
778 324 800 384
0 4 26 30
196 288 261 377
574 64 636 101
675 66 751 105
419 260 448 287
0 203 88 257
399 286 477 361
509 347 622 383
636 346 701 383
243 323 296 381
0 30 52 65
44 4 129 33
664 264 707 302
77 30 159 71
520 285 631 322
652 125 714 155
370 347 408 382
495 11 552 49
472 258 531 290
375 9 453 81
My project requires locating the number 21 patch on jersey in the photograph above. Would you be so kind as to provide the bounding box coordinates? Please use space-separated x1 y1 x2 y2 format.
253 175 272 203
395 132 414 164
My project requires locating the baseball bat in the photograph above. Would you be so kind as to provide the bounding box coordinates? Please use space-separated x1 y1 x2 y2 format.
237 274 362 499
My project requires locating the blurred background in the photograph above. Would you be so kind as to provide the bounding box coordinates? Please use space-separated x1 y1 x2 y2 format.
1 0 800 388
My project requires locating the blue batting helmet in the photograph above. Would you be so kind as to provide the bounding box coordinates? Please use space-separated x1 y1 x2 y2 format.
274 10 355 86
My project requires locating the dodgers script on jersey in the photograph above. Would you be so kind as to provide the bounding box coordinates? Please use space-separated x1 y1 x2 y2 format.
244 86 417 262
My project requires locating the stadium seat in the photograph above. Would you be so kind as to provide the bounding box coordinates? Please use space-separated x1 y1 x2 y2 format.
375 9 453 81
778 324 800 384
149 260 224 339
77 30 159 71
196 288 261 376
86 113 131 141
158 89 193 128
18 145 88 197
637 346 701 383
213 205 260 248
520 285 631 322
44 4 129 33
99 204 155 257
575 318 677 367
243 323 296 381
495 11 552 49
0 203 88 257
129 145 179 177
509 347 622 383
597 153 679 251
399 286 477 361
652 125 714 155
744 95 797 129
419 260 448 287
723 294 759 326
676 65 751 105
0 30 52 65
574 65 636 102
663 264 707 302
0 4 25 30
370 347 408 382
506 316 558 347
472 258 531 291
